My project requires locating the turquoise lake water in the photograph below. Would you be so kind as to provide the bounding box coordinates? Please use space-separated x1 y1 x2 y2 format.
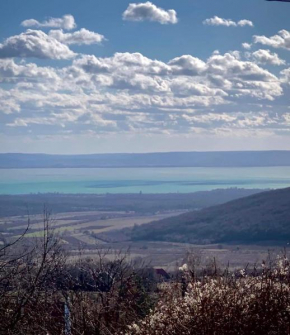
0 167 290 195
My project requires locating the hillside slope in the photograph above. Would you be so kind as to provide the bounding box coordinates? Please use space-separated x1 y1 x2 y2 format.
130 187 290 244
0 189 262 217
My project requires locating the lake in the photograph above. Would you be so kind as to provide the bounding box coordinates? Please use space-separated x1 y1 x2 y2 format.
0 167 290 195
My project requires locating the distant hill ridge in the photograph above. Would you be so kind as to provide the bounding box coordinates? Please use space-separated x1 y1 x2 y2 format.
1 151 290 168
129 187 290 244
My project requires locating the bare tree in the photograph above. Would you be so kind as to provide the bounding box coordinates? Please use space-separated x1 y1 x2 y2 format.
0 210 66 335
0 212 156 335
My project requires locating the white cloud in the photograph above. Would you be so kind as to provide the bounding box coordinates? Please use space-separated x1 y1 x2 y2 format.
21 14 76 30
0 59 59 84
203 16 253 27
0 30 76 59
2 9 290 150
254 30 290 50
242 43 252 50
0 49 288 139
49 28 105 45
170 79 227 97
73 55 111 73
281 67 290 84
203 16 236 27
0 88 21 114
238 20 254 27
252 49 286 66
206 52 277 82
123 2 178 24
73 52 171 76
66 51 283 103
169 55 207 76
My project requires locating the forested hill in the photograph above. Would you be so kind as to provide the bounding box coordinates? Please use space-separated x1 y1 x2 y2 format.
1 151 290 168
0 189 262 217
130 187 290 244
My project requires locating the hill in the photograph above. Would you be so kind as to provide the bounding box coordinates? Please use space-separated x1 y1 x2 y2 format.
0 188 261 217
1 151 290 168
129 187 290 244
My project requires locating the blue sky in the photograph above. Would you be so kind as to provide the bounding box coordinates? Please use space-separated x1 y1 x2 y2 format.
0 0 290 153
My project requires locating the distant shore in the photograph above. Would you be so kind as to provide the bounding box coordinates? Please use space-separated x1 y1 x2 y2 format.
1 151 290 168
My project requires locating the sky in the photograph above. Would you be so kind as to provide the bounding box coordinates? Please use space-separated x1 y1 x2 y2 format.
0 0 290 154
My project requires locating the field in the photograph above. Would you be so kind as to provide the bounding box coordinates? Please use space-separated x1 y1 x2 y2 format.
0 210 183 238
0 189 286 271
0 209 282 271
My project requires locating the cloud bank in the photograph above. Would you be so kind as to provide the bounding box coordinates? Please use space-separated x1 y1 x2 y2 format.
0 17 289 148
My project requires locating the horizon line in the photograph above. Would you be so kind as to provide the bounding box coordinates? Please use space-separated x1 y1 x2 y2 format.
2 149 290 156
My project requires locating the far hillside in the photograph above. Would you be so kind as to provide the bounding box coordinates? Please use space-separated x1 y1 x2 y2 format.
129 187 290 245
0 188 261 217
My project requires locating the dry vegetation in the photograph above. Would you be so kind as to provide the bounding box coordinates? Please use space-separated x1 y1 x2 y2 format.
0 213 157 335
0 211 182 244
125 257 290 334
1 214 290 334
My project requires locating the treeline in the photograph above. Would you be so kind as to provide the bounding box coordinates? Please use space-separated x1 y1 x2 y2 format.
0 188 262 217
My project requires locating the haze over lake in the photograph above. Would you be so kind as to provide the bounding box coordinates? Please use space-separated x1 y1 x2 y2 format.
1 167 290 195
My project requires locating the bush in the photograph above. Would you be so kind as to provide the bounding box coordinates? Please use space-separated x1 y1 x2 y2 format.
125 257 290 335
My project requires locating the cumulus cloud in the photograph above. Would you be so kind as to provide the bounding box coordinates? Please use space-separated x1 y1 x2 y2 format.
280 67 290 84
73 55 111 73
73 52 171 76
242 43 252 50
0 49 288 139
0 59 59 83
206 52 277 82
170 79 227 97
203 16 253 27
0 29 76 59
0 88 21 114
251 49 286 66
49 28 105 45
123 2 178 24
169 55 207 76
1 11 289 145
65 51 282 103
21 14 76 30
254 30 290 50
238 20 254 27
203 16 236 27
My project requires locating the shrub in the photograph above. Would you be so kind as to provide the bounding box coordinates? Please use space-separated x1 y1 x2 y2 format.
125 257 290 335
